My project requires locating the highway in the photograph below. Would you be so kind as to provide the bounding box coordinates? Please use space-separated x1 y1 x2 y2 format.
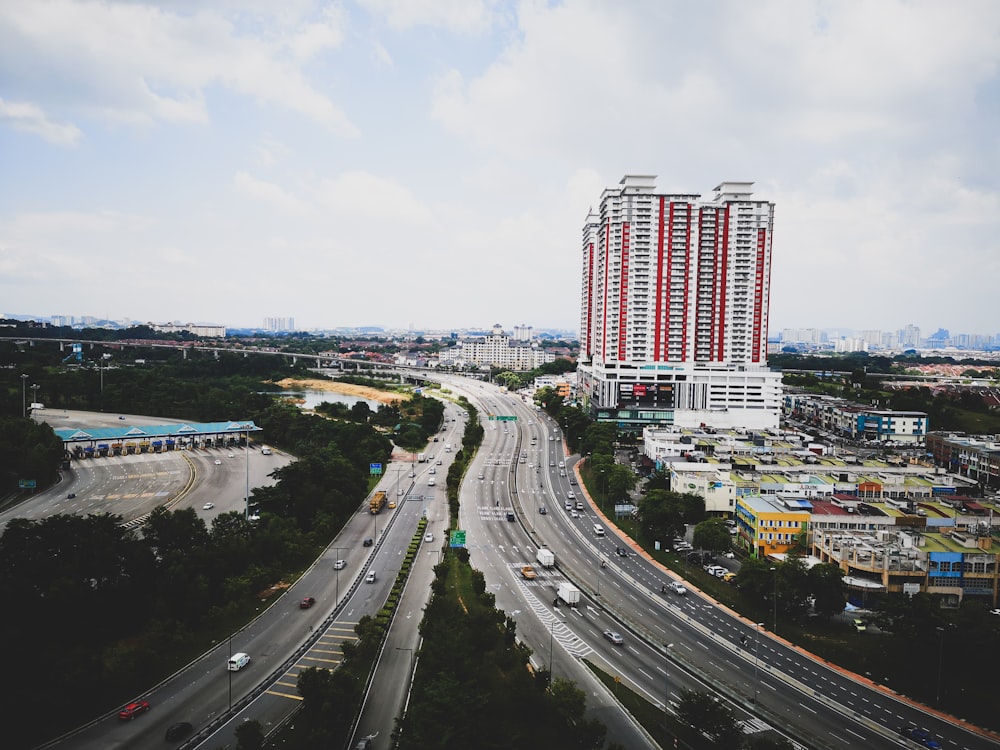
442 381 999 750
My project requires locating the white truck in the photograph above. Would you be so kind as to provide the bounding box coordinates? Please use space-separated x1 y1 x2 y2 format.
417 452 427 463
556 582 580 607
536 548 555 568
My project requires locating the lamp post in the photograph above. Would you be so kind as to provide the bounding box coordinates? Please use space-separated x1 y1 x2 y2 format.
936 626 945 706
244 425 251 520
333 547 346 604
753 622 765 703
21 374 28 417
770 566 778 633
663 642 674 726
396 647 414 679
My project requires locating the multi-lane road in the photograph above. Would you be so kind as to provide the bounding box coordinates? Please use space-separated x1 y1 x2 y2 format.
20 393 1000 749
444 381 999 750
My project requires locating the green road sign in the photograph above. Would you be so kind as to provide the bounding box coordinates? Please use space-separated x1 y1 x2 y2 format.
369 463 383 475
19 479 36 489
450 530 467 548
489 415 517 421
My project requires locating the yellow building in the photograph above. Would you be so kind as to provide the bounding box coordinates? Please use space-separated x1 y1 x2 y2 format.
735 494 810 559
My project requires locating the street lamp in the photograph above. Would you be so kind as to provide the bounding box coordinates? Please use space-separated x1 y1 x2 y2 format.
244 425 251 520
396 647 414 679
770 566 777 633
333 547 346 604
663 642 674 726
21 374 28 417
753 622 765 703
936 626 945 706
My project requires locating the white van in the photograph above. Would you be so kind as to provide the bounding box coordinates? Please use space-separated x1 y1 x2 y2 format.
227 652 250 671
593 524 605 537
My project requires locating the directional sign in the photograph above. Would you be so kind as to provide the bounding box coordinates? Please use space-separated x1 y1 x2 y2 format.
369 463 383 476
450 529 467 548
19 479 36 489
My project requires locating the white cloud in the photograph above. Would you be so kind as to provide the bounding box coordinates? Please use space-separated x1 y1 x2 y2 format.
0 1 357 134
359 0 498 34
233 171 310 215
0 97 82 145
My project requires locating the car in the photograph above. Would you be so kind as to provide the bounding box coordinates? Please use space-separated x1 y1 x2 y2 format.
603 629 624 645
723 550 736 559
365 570 376 583
436 459 442 465
388 500 396 509
409 471 416 478
202 502 214 510
569 477 577 485
575 502 584 510
118 415 126 420
899 727 942 749
214 459 222 465
478 474 485 480
67 492 76 499
570 510 579 518
567 491 576 499
398 487 405 495
667 581 687 595
165 722 193 742
333 559 346 570
564 501 572 510
424 532 434 543
118 700 151 720
433 437 438 442
429 467 436 474
362 538 374 547
990 608 1000 616
427 478 436 486
539 506 547 515
558 462 565 468
852 618 867 633
722 572 737 583
549 460 555 466
300 596 316 609
616 547 629 557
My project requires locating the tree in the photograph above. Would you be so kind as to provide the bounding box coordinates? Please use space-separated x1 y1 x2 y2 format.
808 563 847 618
234 719 264 750
606 464 636 503
693 519 732 555
675 689 741 746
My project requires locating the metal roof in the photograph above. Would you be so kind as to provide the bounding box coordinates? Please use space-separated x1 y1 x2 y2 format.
54 420 261 443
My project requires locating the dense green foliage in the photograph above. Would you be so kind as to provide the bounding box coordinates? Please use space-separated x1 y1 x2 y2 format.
0 354 395 746
0 416 65 493
395 555 606 749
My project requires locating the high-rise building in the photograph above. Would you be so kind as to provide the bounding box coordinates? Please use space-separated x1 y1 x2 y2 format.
578 175 781 431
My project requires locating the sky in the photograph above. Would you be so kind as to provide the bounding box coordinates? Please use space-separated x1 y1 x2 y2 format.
1 1 999 336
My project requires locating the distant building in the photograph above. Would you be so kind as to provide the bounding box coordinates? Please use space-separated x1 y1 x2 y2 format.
783 393 927 444
577 176 782 433
150 322 226 338
440 324 554 371
264 317 295 332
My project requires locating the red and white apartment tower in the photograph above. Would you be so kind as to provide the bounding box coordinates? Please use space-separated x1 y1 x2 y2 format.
578 175 781 431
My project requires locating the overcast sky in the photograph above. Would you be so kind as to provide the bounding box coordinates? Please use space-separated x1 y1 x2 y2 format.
2 1 998 336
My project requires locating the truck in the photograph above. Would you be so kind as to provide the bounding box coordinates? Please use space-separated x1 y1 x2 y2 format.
417 453 427 463
556 582 581 607
369 490 387 514
536 548 555 568
521 566 537 580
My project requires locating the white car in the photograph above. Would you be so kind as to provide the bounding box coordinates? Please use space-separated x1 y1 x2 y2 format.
202 502 214 510
333 559 346 570
603 629 624 645
570 510 579 518
214 459 222 465
429 467 436 474
228 453 234 458
667 581 687 595
365 571 376 584
424 532 434 543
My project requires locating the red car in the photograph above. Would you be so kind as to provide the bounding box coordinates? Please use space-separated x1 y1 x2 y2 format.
118 700 150 720
300 596 316 609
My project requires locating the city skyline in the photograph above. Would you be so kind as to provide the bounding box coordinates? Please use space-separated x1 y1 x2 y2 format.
2 2 998 333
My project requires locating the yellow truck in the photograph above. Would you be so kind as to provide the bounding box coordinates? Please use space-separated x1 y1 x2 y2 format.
369 491 387 514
